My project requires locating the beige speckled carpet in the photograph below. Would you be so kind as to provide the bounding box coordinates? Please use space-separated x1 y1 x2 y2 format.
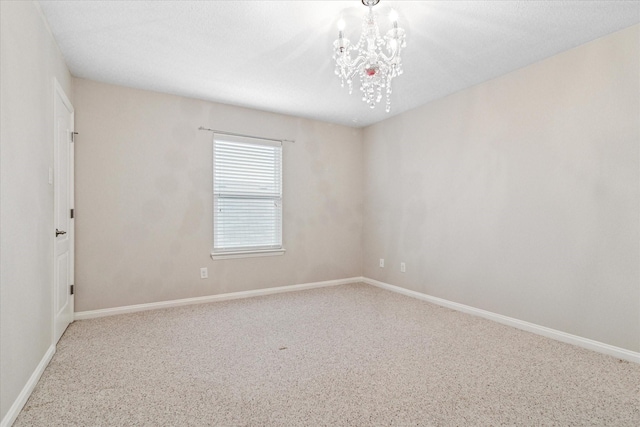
15 283 640 426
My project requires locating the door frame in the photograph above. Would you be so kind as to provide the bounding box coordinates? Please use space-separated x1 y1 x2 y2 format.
52 78 75 345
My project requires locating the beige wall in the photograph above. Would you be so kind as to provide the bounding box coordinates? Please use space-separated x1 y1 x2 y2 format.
363 25 640 352
0 0 72 421
72 79 363 312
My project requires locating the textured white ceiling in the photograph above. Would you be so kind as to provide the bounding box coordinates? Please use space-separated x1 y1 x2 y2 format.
39 1 639 127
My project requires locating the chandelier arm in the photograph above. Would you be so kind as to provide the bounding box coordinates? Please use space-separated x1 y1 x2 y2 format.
378 44 403 63
339 53 367 72
378 50 394 63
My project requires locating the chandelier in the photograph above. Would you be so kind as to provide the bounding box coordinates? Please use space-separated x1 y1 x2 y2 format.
333 0 406 112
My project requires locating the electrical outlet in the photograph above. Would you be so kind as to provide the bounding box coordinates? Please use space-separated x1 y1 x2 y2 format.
400 262 406 273
200 267 208 279
379 258 384 268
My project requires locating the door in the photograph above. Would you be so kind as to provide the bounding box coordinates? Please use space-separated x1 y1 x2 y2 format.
53 80 74 344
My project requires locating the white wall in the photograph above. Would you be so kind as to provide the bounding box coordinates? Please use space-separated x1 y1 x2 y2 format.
0 0 72 421
363 25 640 352
72 78 363 312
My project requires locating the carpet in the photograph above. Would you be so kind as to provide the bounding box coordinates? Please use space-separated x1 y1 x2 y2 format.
14 283 640 426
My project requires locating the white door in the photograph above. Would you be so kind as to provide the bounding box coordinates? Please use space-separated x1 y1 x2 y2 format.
53 80 74 344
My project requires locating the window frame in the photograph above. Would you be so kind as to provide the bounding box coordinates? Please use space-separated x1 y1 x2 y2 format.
210 134 285 260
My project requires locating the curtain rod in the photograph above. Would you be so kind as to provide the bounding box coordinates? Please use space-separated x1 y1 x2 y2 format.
198 127 295 143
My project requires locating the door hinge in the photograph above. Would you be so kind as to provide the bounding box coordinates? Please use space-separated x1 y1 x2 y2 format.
70 208 74 219
70 285 74 295
71 131 78 143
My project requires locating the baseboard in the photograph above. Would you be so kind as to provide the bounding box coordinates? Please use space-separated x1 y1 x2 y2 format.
75 277 362 320
362 277 640 364
1 345 55 427
74 275 640 363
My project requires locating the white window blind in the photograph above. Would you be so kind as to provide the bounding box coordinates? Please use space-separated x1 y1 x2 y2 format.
213 134 282 253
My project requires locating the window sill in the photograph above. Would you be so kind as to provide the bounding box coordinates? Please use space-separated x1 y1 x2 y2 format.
210 248 286 260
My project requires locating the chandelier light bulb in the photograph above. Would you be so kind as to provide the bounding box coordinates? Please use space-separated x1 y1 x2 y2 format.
389 9 398 23
332 0 406 112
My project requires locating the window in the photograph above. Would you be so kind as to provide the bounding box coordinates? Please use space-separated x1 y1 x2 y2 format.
212 134 284 259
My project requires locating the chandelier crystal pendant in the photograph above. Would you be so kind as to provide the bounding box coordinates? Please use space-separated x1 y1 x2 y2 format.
333 0 406 112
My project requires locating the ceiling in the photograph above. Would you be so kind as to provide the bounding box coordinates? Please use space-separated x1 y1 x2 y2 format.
39 1 639 128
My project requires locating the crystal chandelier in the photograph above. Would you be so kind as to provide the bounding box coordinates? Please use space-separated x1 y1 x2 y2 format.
333 0 406 112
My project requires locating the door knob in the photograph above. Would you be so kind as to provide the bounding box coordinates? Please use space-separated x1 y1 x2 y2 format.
56 229 66 237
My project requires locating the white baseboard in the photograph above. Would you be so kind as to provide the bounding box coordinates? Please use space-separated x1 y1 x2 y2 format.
75 277 362 320
74 275 639 363
1 345 55 427
362 277 640 364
